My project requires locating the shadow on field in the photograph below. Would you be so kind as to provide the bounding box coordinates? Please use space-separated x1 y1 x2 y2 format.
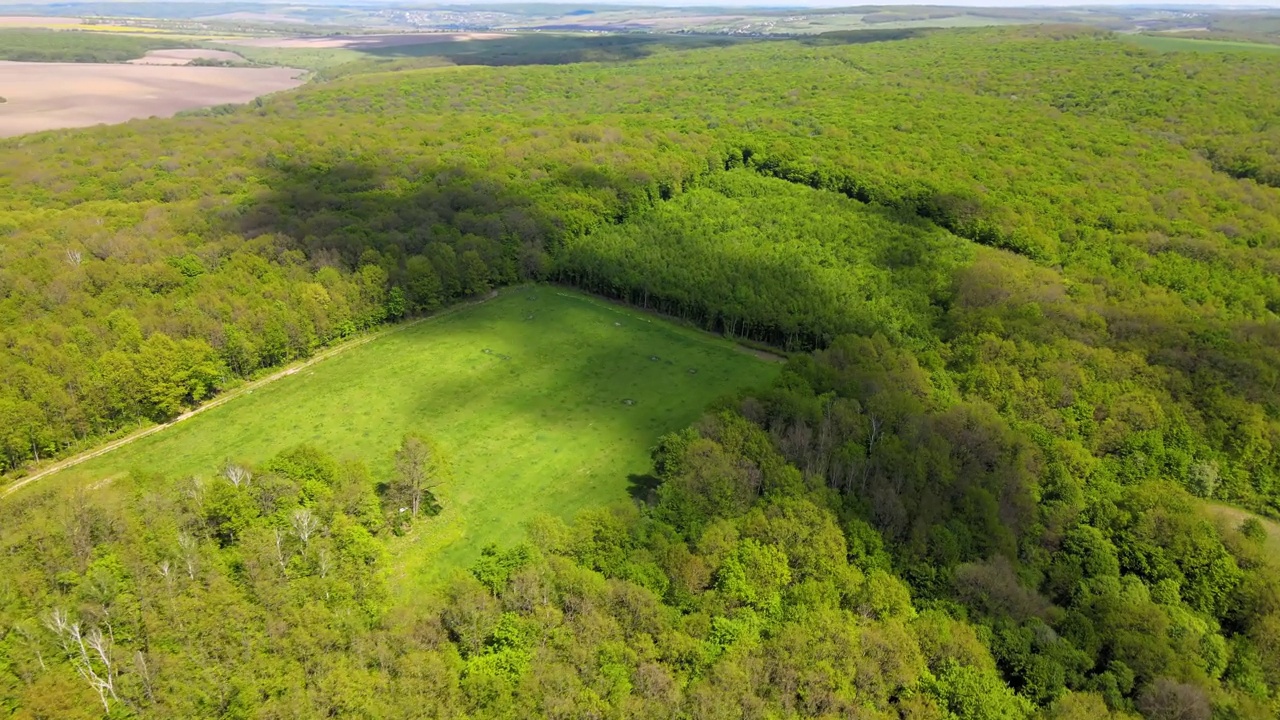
226 155 759 441
627 473 662 504
232 156 560 271
320 31 927 80
364 33 745 66
316 33 752 79
229 151 959 351
800 28 929 46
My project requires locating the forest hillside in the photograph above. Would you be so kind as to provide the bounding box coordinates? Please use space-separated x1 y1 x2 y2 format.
1 25 1280 720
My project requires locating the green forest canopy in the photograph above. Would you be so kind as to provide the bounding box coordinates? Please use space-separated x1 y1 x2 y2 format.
1 23 1280 720
0 29 194 62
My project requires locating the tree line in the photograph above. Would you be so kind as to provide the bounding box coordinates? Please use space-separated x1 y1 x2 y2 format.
0 30 193 63
2 25 1280 717
3 385 1277 717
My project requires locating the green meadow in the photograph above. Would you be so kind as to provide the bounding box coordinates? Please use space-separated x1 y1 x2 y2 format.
41 286 779 583
1126 34 1280 55
1204 501 1280 560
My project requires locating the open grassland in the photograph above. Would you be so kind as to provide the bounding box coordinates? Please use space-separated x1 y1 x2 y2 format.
211 44 365 70
1127 34 1280 54
34 287 779 582
1205 502 1280 559
0 61 303 136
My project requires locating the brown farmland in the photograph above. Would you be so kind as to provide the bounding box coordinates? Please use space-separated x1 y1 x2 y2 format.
128 48 248 65
0 61 304 137
224 32 506 49
0 15 83 28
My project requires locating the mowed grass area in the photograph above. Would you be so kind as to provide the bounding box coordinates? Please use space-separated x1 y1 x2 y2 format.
39 286 779 585
1127 35 1280 55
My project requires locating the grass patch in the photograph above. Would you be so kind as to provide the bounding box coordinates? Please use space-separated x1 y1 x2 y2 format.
1203 501 1280 559
210 45 366 71
1127 34 1280 55
37 285 779 587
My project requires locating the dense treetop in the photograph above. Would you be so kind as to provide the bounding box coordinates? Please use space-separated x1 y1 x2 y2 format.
0 29 194 63
6 25 1277 511
2 25 1280 718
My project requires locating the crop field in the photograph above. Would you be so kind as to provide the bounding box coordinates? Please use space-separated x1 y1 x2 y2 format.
0 61 304 136
34 287 779 582
213 32 513 71
127 48 247 65
1126 34 1280 54
223 32 507 49
210 44 366 70
0 17 170 32
0 16 83 28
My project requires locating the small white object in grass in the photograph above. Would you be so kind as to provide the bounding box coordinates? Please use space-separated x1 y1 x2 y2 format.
614 322 621 326
399 507 407 513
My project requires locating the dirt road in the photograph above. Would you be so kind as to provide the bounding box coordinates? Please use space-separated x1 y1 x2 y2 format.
2 291 507 499
2 323 400 497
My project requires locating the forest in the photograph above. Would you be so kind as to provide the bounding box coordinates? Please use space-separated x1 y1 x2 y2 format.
0 29 193 63
2 23 1280 719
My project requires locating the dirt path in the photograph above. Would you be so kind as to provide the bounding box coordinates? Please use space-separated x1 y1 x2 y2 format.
2 291 499 499
733 344 788 363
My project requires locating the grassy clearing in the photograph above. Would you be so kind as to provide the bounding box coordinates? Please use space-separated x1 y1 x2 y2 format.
75 25 173 34
36 285 778 586
210 45 365 70
1127 34 1280 55
1203 501 1280 559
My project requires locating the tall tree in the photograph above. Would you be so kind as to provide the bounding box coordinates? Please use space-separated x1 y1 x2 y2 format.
387 433 447 520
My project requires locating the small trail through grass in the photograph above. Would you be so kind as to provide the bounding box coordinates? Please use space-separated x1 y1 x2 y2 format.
12 285 778 588
1 290 497 499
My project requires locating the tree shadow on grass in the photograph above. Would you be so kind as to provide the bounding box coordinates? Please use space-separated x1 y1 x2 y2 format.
222 153 776 457
231 155 561 273
799 29 929 46
316 33 755 80
321 30 929 80
364 33 745 66
627 473 661 505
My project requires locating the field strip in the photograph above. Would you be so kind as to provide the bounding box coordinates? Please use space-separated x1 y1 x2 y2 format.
2 290 499 499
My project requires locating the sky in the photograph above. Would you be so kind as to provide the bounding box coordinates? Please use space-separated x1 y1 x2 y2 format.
441 0 1280 5
5 0 1279 8
423 0 1280 7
